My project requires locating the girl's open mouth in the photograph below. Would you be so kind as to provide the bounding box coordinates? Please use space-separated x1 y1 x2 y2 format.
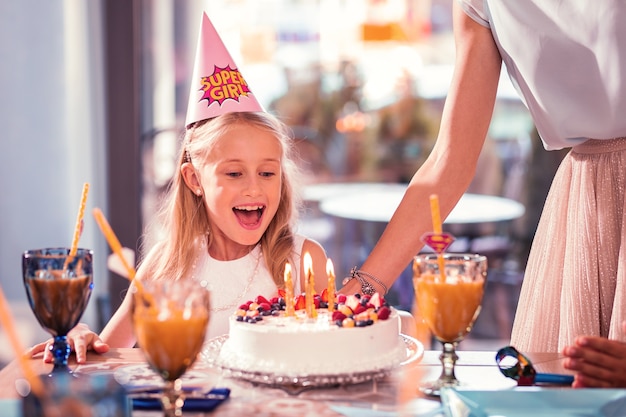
233 205 265 227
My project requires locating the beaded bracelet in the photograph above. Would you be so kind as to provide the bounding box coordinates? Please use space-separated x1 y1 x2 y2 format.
342 267 389 296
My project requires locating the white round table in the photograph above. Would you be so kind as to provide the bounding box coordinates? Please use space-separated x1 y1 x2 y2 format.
311 183 525 225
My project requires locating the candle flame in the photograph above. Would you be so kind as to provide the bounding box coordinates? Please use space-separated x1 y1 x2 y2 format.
326 258 336 312
284 262 292 282
326 258 334 277
304 252 312 277
284 262 295 316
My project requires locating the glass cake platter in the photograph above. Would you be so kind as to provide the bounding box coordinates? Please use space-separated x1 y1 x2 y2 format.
200 334 423 390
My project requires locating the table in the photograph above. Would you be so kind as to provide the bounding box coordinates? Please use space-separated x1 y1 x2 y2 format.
309 183 525 225
0 348 568 416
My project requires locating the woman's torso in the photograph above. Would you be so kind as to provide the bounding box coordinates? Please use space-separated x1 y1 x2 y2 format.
459 0 626 149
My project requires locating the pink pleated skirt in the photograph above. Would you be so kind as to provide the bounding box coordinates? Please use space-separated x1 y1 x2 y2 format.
510 137 626 352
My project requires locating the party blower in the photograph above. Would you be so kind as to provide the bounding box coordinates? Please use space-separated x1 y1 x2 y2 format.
496 346 575 386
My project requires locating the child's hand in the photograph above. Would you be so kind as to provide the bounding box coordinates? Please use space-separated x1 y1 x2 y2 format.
27 323 110 364
562 321 626 388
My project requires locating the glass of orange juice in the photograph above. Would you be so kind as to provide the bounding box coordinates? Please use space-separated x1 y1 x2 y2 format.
131 279 210 416
413 253 487 396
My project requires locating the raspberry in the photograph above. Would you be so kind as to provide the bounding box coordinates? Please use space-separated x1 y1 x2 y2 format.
377 306 391 320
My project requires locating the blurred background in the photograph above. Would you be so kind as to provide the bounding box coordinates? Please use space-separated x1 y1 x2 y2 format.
1 0 562 363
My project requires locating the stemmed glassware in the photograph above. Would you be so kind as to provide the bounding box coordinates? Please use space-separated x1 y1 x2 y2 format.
131 278 211 417
22 247 94 375
413 253 487 396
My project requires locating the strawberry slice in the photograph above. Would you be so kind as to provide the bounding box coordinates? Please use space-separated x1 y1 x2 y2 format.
345 295 360 312
332 311 347 322
321 288 328 302
255 295 270 305
353 305 367 315
294 294 306 310
278 289 286 298
369 293 382 309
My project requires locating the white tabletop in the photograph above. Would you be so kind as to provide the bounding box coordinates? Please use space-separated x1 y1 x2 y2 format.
310 183 525 225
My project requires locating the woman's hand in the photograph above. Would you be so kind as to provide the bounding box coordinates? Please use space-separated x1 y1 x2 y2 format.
27 323 110 364
562 322 626 388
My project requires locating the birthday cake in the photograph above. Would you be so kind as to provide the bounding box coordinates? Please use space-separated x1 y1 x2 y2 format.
216 291 407 376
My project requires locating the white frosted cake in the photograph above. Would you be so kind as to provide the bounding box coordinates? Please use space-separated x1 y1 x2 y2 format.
216 292 407 376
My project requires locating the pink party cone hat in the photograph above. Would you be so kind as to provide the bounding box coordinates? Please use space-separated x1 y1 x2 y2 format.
185 13 263 127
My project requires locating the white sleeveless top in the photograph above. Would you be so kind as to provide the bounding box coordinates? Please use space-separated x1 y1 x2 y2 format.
458 0 626 150
195 234 306 340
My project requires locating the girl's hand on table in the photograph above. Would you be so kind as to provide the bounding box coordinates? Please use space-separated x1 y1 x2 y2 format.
27 323 110 364
562 321 626 388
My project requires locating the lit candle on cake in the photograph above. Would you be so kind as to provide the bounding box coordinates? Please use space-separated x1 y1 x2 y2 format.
304 252 316 318
284 262 295 317
326 258 336 313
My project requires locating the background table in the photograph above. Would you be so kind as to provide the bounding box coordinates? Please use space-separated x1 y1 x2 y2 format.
311 182 525 225
0 347 569 416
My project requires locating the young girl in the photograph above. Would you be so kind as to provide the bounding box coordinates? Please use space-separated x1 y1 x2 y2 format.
30 111 329 363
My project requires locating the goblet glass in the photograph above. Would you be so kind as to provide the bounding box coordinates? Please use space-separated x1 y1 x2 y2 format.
412 253 487 396
22 248 94 375
131 279 210 417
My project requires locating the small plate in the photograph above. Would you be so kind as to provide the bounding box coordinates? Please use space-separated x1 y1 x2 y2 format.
113 363 213 392
442 387 626 417
200 334 423 390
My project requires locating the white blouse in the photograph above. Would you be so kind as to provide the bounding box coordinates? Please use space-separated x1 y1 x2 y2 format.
459 0 626 150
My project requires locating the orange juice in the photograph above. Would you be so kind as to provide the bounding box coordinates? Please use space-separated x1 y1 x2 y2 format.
414 274 484 342
133 310 209 381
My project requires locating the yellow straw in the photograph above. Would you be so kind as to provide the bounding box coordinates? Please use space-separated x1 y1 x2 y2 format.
69 183 90 257
429 194 447 281
92 208 136 281
0 286 45 397
429 194 442 235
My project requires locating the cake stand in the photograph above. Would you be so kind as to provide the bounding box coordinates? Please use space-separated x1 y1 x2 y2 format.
200 334 423 393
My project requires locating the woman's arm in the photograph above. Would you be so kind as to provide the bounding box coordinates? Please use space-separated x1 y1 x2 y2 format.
341 2 503 294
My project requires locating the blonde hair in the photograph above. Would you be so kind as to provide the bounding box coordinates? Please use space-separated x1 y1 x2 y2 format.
141 112 303 288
